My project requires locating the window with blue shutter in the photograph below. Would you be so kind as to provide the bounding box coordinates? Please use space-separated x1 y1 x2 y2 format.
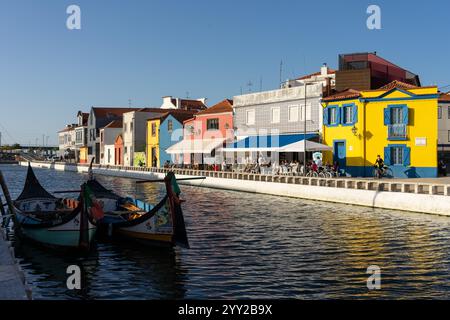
387 105 408 140
384 147 391 165
335 106 341 125
341 103 358 126
385 144 410 166
352 104 358 123
327 106 339 127
403 146 411 166
323 107 329 125
384 108 391 125
402 105 409 125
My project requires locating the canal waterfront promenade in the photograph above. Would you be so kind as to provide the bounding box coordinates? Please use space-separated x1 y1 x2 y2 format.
21 161 450 217
0 226 30 300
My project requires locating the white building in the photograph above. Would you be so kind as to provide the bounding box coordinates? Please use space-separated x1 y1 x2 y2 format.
160 96 207 112
438 93 450 167
99 120 123 165
74 111 88 162
58 124 76 160
281 64 336 91
122 108 168 166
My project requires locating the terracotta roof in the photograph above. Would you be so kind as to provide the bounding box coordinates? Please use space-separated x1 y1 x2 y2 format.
297 69 336 80
104 120 123 129
322 89 360 102
378 80 419 91
439 92 450 102
136 107 168 113
147 110 197 124
195 99 233 116
92 107 141 118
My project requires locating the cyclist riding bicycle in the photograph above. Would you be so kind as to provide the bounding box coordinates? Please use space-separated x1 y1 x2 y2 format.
374 155 386 178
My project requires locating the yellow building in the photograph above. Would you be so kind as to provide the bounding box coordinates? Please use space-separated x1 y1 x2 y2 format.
322 81 438 178
147 118 161 168
79 146 88 164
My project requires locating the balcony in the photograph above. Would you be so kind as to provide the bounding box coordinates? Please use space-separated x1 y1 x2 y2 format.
388 124 407 140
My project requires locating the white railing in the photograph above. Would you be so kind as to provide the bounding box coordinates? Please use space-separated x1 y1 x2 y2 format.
25 160 450 197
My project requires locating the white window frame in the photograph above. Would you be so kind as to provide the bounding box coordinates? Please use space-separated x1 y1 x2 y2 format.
344 106 353 124
391 147 404 165
246 109 255 125
271 107 280 124
299 104 312 122
288 105 299 122
329 107 337 124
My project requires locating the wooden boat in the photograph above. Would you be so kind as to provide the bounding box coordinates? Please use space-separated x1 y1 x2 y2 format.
11 164 96 250
86 171 189 248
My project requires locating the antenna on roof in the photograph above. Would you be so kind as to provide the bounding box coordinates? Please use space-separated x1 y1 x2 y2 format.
260 76 263 92
247 80 253 93
128 99 132 108
279 60 283 86
186 91 190 99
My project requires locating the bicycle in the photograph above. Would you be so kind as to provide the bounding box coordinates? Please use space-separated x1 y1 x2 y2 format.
373 165 392 179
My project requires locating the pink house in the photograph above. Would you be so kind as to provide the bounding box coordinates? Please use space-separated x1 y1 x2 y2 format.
167 99 234 166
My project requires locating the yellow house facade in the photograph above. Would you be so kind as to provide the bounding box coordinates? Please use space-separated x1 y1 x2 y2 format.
322 81 438 178
146 119 161 168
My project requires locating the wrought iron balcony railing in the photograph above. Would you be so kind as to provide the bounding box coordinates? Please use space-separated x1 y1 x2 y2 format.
388 124 407 139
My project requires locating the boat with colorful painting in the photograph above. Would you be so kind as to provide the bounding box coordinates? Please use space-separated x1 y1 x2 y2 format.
11 164 96 250
86 171 190 248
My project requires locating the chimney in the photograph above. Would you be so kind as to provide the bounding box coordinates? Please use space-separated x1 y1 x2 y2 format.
321 63 328 76
162 96 174 109
325 77 331 97
176 98 181 109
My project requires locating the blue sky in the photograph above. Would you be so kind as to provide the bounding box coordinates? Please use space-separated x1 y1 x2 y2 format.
0 0 449 146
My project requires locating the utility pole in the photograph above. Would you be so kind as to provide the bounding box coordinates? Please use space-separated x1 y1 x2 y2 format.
303 82 309 176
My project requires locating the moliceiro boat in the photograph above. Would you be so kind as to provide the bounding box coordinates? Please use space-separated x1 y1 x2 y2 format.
88 171 190 248
12 164 96 249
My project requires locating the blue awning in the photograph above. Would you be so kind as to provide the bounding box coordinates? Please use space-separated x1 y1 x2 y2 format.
221 133 318 152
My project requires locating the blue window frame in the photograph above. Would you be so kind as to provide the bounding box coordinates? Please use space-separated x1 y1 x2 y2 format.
384 144 411 166
341 103 358 126
385 104 409 140
324 105 339 127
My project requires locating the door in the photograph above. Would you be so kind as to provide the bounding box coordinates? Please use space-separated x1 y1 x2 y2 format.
151 147 157 167
333 141 346 170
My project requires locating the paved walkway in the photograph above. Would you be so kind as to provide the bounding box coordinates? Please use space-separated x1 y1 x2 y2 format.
0 228 29 300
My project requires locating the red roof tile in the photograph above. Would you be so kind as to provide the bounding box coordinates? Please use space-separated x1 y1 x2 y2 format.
92 107 141 118
439 92 450 102
378 80 419 91
147 109 197 123
196 99 233 116
322 89 360 102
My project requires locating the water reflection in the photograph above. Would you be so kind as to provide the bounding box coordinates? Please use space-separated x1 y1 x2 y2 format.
2 164 450 299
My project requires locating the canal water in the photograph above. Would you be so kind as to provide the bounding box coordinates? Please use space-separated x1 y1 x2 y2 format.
1 164 450 299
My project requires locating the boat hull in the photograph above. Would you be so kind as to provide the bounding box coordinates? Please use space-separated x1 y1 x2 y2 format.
16 211 96 249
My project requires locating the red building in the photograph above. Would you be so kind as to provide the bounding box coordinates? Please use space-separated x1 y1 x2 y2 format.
335 52 421 91
167 99 234 167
